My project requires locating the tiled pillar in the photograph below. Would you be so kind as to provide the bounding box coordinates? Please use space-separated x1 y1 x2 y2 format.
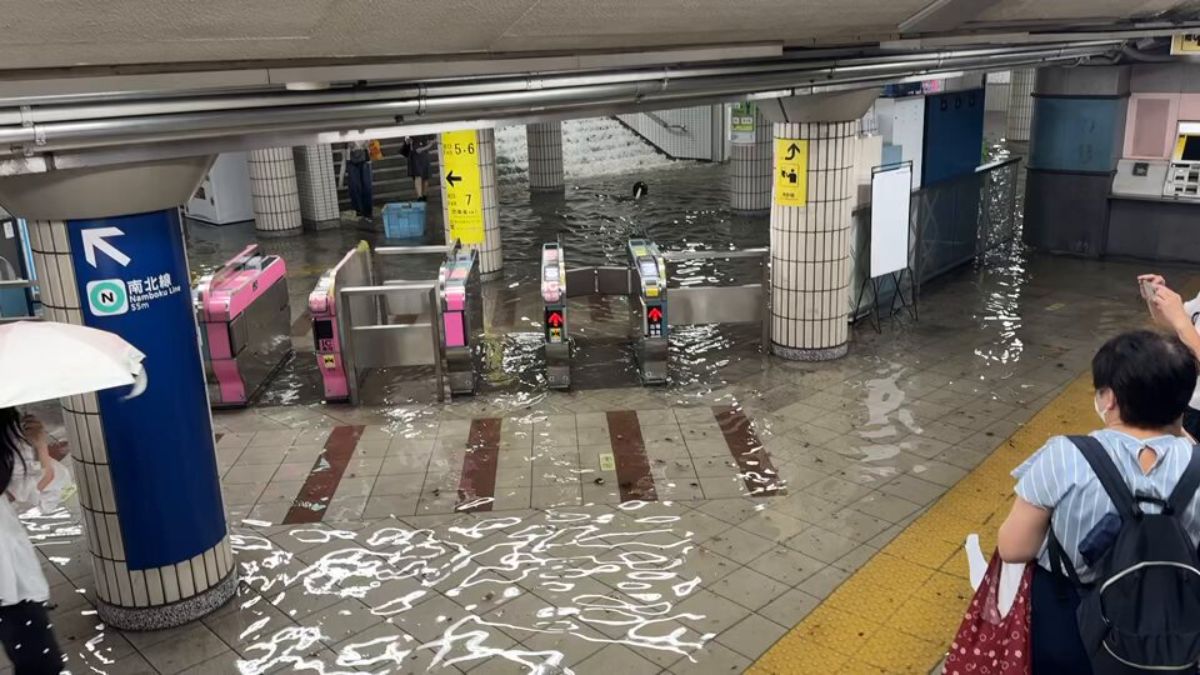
27 210 234 630
730 111 773 213
1006 68 1035 143
438 128 502 278
770 120 859 361
248 147 302 236
292 144 340 229
527 121 564 191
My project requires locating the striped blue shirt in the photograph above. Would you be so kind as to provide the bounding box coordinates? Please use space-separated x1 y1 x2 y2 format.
1013 430 1200 583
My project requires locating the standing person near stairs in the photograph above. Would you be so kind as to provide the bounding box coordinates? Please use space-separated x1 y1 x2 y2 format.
346 140 374 221
404 135 436 201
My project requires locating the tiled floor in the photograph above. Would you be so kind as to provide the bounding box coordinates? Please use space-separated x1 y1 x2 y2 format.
4 247 1176 674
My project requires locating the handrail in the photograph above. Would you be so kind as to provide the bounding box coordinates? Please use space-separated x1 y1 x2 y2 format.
375 245 454 256
340 283 436 295
0 279 33 288
642 111 689 134
662 248 768 261
975 155 1023 173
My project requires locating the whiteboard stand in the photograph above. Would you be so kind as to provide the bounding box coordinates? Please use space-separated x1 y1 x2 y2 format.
854 162 917 333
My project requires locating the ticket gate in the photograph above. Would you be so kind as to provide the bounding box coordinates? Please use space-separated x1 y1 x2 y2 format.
541 243 571 389
194 245 292 407
309 242 483 404
542 238 669 386
544 240 769 388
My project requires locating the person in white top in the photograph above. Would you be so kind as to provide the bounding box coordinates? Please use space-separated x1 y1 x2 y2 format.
0 407 64 674
1138 273 1200 440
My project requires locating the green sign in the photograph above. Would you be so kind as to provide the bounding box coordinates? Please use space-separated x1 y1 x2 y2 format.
731 102 757 144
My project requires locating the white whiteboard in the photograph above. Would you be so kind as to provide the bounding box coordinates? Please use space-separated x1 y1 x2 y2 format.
870 164 913 277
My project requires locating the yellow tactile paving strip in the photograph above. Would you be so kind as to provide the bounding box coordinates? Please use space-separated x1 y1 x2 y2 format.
751 371 1097 674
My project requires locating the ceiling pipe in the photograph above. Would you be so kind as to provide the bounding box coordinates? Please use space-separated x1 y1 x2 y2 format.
0 41 1120 156
0 40 1119 126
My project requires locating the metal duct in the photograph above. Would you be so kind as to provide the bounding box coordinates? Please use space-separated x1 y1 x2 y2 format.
0 40 1122 163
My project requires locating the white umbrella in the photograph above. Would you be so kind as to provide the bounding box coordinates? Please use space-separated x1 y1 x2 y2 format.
0 321 146 407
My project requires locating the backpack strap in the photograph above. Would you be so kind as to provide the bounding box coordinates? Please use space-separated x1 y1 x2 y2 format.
1167 445 1200 516
1068 435 1139 519
1047 528 1083 593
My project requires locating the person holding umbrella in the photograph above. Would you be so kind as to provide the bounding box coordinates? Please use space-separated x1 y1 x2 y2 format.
0 406 65 674
0 319 146 673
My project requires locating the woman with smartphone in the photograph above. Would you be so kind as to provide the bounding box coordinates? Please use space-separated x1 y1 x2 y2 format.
1139 273 1200 440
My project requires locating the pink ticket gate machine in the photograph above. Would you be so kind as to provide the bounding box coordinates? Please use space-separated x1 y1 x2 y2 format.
194 244 292 407
438 248 484 396
310 242 480 403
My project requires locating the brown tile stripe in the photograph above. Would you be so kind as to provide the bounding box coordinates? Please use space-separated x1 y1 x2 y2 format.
713 405 781 497
456 418 502 513
283 425 364 524
606 411 657 502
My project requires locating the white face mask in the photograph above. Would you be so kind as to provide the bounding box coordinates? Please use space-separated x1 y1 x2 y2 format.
1095 393 1108 425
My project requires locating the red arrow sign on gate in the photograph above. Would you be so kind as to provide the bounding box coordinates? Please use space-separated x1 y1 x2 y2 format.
647 307 663 322
547 311 563 327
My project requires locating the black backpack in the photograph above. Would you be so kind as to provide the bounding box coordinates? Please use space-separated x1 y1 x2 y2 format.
1048 436 1200 672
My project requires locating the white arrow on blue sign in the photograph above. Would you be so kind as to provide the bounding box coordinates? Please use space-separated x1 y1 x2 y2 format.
81 227 131 268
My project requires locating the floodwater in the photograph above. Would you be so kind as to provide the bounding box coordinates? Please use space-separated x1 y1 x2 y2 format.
187 162 772 410
17 134 1106 675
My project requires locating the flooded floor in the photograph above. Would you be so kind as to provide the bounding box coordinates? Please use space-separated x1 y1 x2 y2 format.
7 157 1179 674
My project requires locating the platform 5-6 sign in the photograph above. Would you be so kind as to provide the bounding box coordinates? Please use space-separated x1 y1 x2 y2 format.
440 130 485 245
1172 33 1200 55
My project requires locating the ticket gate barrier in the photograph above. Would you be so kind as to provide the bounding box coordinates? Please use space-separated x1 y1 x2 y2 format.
194 244 292 408
309 242 482 404
659 247 770 350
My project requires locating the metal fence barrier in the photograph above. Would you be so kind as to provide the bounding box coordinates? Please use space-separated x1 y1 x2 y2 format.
851 156 1022 316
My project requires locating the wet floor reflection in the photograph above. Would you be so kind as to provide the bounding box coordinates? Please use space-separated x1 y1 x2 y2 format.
229 503 706 673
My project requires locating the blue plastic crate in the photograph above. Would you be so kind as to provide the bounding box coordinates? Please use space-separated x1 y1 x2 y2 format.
382 201 426 239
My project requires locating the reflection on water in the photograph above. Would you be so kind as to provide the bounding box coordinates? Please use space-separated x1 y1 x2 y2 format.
229 503 705 673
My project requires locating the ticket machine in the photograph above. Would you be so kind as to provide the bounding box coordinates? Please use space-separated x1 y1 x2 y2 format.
194 245 291 407
1164 124 1200 200
541 243 571 389
628 239 668 384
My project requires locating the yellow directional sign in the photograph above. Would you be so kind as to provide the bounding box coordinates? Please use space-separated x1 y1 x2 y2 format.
1171 33 1200 55
774 138 808 207
440 129 485 245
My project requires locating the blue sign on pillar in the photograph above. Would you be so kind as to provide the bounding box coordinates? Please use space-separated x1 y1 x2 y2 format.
67 208 226 571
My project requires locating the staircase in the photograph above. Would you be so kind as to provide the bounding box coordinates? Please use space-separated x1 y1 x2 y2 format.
335 138 441 212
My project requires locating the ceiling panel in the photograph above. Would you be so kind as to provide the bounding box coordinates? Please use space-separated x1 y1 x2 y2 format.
0 0 1192 74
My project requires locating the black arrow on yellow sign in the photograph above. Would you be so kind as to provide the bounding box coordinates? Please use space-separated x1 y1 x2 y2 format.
785 143 802 161
446 170 463 187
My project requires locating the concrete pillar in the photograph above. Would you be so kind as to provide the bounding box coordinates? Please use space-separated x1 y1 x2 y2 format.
730 110 773 213
1006 68 1036 143
758 90 877 361
1024 66 1130 257
247 147 302 236
292 144 340 229
0 158 235 630
527 121 564 191
438 128 502 278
